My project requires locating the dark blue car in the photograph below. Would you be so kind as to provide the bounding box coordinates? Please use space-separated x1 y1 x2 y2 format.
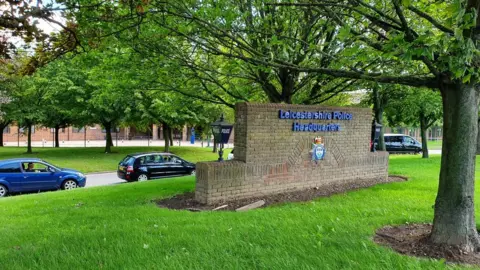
0 158 87 197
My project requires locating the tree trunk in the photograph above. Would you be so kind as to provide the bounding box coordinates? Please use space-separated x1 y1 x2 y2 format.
258 71 282 103
104 122 113 153
109 127 114 147
373 86 386 151
420 114 429 158
279 68 295 104
169 127 173 146
162 123 170 152
430 82 480 252
54 125 60 148
0 121 8 147
26 124 32 154
213 138 218 153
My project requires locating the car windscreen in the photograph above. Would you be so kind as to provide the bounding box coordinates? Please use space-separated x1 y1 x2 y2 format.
41 161 59 170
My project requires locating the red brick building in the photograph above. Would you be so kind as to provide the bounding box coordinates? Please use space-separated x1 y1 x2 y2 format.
2 123 233 144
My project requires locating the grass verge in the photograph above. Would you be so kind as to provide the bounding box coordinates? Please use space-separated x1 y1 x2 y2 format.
0 153 472 269
0 146 230 173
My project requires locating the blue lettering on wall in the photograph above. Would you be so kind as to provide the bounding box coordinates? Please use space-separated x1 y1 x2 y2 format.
292 122 341 132
279 109 352 121
280 109 350 132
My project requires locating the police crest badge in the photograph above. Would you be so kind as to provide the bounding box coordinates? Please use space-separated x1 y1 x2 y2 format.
312 137 326 162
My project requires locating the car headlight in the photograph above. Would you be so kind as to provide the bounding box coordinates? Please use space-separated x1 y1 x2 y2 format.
76 172 85 178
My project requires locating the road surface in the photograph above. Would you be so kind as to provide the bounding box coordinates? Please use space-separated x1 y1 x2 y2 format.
85 172 125 188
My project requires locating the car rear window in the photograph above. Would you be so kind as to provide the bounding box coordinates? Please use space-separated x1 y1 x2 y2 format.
120 156 135 165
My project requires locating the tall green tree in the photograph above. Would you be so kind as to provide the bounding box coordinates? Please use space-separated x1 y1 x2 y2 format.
36 62 86 147
10 75 49 154
130 90 223 152
0 56 29 146
85 60 133 153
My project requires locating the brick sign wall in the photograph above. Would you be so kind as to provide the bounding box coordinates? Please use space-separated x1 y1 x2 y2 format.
196 103 389 205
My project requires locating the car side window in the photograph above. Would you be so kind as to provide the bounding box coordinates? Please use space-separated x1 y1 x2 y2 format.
163 156 181 164
390 136 403 144
170 156 182 164
404 137 415 145
0 163 22 173
23 162 49 173
137 157 146 165
384 136 391 143
144 155 156 164
152 155 163 164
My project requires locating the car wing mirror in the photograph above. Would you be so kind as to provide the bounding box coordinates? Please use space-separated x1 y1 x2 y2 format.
48 167 56 173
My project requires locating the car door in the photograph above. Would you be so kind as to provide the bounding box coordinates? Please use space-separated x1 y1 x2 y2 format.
22 162 58 191
145 155 168 178
388 136 403 153
167 156 188 175
0 162 24 192
403 136 418 153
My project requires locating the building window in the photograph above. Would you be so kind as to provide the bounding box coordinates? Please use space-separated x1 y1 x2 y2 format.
72 127 85 133
2 126 10 134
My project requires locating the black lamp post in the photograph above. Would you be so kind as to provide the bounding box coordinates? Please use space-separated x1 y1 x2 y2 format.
371 120 382 152
211 114 233 161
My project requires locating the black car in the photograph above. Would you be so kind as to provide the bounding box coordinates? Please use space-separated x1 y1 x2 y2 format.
375 134 422 154
117 152 196 182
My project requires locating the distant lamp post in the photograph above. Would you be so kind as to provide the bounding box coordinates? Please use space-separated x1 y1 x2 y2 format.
371 120 382 152
211 114 233 161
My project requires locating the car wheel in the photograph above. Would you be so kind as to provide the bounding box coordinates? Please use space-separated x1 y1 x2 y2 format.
137 174 149 182
62 179 78 190
190 170 196 176
0 185 8 197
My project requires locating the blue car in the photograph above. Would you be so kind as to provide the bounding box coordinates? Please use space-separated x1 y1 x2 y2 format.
0 158 87 197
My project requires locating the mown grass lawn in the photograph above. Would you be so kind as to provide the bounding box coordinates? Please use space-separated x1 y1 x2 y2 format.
0 153 476 269
0 146 230 173
425 140 442 150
